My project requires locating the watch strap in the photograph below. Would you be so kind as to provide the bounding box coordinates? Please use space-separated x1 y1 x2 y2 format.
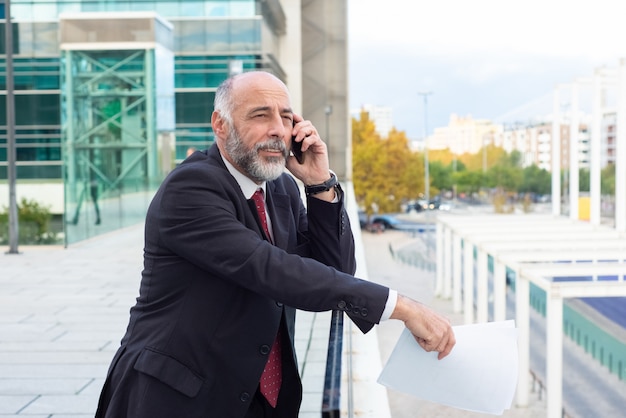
305 172 338 196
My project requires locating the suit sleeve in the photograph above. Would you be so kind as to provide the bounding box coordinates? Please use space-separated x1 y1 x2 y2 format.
303 188 384 332
153 166 389 333
304 187 357 275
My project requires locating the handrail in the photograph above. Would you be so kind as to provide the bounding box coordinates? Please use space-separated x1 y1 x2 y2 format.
321 309 344 418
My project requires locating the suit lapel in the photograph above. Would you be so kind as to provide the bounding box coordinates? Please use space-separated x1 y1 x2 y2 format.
206 144 292 249
265 185 291 250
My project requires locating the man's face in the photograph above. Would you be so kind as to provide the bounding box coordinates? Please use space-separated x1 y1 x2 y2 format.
223 124 289 183
218 73 294 183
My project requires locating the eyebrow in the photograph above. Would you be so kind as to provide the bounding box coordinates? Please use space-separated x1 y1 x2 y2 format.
247 106 293 116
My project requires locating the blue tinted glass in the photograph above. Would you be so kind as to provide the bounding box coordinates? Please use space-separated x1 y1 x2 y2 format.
230 19 260 50
155 1 179 16
181 1 205 16
176 20 205 53
205 20 230 52
32 4 58 20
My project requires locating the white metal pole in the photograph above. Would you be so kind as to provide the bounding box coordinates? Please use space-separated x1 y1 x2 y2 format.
615 58 626 232
493 261 506 322
419 92 432 204
452 234 462 313
552 86 562 216
590 68 603 226
476 249 488 323
463 241 474 324
435 222 444 296
569 82 580 220
546 294 564 418
515 270 529 407
443 227 452 299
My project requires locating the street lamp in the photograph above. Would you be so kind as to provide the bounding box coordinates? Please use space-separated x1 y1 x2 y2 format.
5 0 19 254
418 91 432 206
324 104 332 149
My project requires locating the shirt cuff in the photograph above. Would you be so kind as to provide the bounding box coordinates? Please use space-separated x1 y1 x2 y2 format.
380 289 398 321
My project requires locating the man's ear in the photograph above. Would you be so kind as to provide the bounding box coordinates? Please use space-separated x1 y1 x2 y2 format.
211 111 227 138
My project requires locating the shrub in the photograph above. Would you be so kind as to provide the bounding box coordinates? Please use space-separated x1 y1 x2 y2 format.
0 198 60 245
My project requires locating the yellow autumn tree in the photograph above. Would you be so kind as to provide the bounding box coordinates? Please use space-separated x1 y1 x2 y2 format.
352 112 424 215
428 148 456 166
458 143 507 172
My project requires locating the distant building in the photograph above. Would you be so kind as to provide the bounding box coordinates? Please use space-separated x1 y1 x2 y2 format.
428 114 502 155
0 0 349 244
426 113 598 172
494 121 590 171
602 112 617 167
352 104 394 138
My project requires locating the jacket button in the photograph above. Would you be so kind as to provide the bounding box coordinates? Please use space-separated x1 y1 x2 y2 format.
240 392 251 402
360 308 369 317
337 300 347 309
276 301 283 307
260 344 271 355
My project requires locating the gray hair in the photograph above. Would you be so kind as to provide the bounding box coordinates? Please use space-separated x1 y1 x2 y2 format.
213 76 236 126
214 71 291 127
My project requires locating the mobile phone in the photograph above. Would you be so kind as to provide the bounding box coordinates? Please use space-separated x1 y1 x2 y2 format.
291 122 304 164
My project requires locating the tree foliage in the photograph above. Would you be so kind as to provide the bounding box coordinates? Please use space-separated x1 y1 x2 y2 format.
520 165 551 195
351 115 602 212
352 112 424 214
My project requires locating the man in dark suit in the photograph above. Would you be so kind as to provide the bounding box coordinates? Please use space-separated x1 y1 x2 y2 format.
96 71 455 417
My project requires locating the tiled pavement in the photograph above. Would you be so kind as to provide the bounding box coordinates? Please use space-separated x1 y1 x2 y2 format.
0 222 387 417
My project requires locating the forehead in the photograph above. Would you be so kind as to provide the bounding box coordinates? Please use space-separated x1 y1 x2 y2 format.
232 74 292 111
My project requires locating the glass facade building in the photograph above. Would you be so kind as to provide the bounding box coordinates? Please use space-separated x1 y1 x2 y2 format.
0 0 292 244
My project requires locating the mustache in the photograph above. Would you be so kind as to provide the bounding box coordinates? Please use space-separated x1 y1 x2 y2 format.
255 138 287 155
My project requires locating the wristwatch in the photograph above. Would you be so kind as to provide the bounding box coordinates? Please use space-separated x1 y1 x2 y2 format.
305 171 338 196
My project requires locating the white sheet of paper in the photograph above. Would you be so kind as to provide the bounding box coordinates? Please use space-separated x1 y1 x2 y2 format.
377 320 518 415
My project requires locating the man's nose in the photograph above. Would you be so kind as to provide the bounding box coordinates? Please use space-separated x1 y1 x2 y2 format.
268 114 288 138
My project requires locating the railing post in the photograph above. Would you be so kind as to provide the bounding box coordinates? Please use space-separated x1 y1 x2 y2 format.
322 310 344 418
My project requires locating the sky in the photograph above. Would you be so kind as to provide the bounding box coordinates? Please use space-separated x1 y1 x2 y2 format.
348 0 626 139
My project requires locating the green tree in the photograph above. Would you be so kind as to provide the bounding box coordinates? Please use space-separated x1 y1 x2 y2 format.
578 165 615 194
520 164 551 195
486 164 522 191
452 170 484 196
507 150 523 167
429 160 453 192
579 168 590 192
602 164 615 195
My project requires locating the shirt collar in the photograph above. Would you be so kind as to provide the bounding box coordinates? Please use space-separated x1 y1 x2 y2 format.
221 155 266 199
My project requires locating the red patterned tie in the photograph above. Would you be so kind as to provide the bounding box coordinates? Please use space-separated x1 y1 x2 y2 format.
252 189 282 407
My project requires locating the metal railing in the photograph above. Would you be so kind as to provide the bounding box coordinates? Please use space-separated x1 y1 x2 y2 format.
321 310 344 418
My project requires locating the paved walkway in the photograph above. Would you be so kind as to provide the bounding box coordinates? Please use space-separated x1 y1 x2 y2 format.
0 224 334 417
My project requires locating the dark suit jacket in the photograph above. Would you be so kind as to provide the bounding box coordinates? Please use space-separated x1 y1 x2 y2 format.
96 144 390 418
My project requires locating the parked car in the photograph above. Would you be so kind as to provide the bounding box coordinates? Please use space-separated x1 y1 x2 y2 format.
358 210 368 229
404 201 424 213
370 214 401 231
438 202 452 211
